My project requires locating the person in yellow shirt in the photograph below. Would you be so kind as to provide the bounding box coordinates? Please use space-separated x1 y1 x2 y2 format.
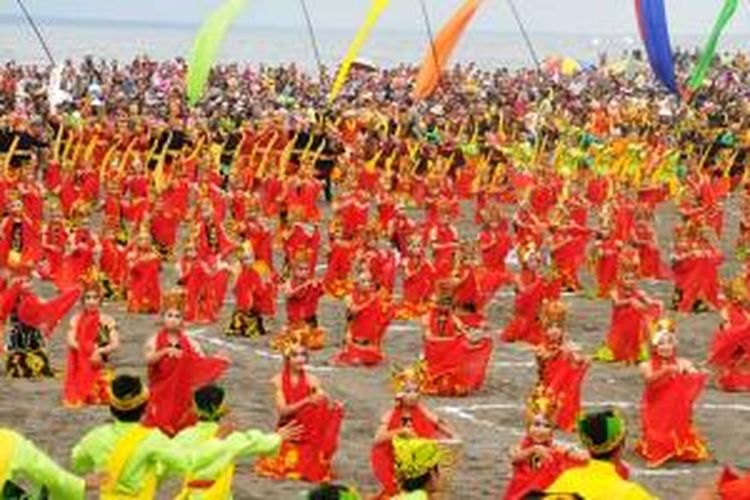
173 383 302 500
545 409 656 500
0 427 88 499
71 374 190 499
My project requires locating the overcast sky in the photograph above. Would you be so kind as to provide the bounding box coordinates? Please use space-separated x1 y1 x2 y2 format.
0 0 748 35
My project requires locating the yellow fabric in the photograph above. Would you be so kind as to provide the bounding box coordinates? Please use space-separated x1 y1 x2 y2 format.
102 425 158 500
329 0 391 102
546 460 656 500
0 430 17 487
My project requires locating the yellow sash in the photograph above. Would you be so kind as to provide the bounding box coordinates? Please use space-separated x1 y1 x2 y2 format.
102 425 158 500
0 430 17 488
175 429 235 500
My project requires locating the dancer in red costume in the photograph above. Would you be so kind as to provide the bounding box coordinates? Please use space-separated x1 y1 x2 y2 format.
477 204 512 297
595 251 662 363
0 193 41 275
371 364 457 499
178 242 230 324
225 244 275 338
256 340 344 483
63 282 119 407
709 278 750 392
504 387 588 500
534 300 589 433
282 210 320 277
421 280 493 397
427 208 459 280
592 223 622 299
125 228 162 314
502 244 561 346
143 290 229 436
397 235 436 320
671 222 722 313
633 209 670 281
277 254 325 350
635 319 710 467
98 224 129 301
549 206 590 293
322 221 357 299
452 242 489 327
332 271 394 367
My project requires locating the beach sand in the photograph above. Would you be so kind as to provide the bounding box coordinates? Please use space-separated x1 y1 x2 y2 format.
1 196 746 499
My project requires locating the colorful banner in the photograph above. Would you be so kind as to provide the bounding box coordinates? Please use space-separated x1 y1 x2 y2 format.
688 0 738 90
186 0 248 106
634 0 678 94
329 0 390 102
414 0 483 100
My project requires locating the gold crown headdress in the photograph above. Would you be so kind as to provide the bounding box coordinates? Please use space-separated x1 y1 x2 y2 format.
541 299 567 327
161 288 186 314
390 362 426 394
649 317 676 346
524 385 560 425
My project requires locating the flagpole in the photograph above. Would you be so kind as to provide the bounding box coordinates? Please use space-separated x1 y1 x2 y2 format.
505 0 540 70
417 0 441 73
16 0 56 66
299 0 325 82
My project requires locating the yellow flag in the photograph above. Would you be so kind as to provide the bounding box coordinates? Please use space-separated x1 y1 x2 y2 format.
328 0 390 102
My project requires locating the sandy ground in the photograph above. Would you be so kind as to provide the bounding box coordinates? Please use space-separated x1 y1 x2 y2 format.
2 196 749 500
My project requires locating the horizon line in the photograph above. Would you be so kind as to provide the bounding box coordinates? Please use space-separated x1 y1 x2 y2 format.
1 13 749 37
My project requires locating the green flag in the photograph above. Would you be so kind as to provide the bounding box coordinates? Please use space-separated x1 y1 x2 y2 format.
687 0 738 90
186 0 248 106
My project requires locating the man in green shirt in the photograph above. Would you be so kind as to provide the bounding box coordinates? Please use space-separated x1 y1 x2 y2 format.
173 383 301 500
1 428 88 500
72 374 190 499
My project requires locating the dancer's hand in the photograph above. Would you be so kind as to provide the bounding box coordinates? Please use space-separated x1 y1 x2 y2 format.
278 421 303 441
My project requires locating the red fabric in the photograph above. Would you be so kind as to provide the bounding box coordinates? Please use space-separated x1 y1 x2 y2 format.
635 369 709 466
127 252 162 313
99 238 128 289
283 224 320 271
0 216 42 272
673 249 722 312
539 352 589 432
502 271 560 345
235 263 275 315
504 438 584 500
145 329 228 436
400 258 435 316
718 467 750 500
595 238 620 298
16 288 80 337
332 290 394 366
710 304 750 392
604 289 659 362
261 364 343 482
63 311 109 406
423 310 492 396
182 258 230 323
371 405 442 497
286 279 324 324
323 239 356 296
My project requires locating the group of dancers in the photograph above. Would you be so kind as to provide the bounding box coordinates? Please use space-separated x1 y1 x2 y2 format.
2 53 750 498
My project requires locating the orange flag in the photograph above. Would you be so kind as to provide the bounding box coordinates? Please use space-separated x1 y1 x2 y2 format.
414 0 483 100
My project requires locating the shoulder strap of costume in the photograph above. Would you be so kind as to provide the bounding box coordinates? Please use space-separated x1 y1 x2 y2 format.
0 429 18 487
102 425 153 498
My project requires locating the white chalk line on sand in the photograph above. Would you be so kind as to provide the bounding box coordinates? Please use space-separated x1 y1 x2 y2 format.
189 329 337 372
438 400 750 413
